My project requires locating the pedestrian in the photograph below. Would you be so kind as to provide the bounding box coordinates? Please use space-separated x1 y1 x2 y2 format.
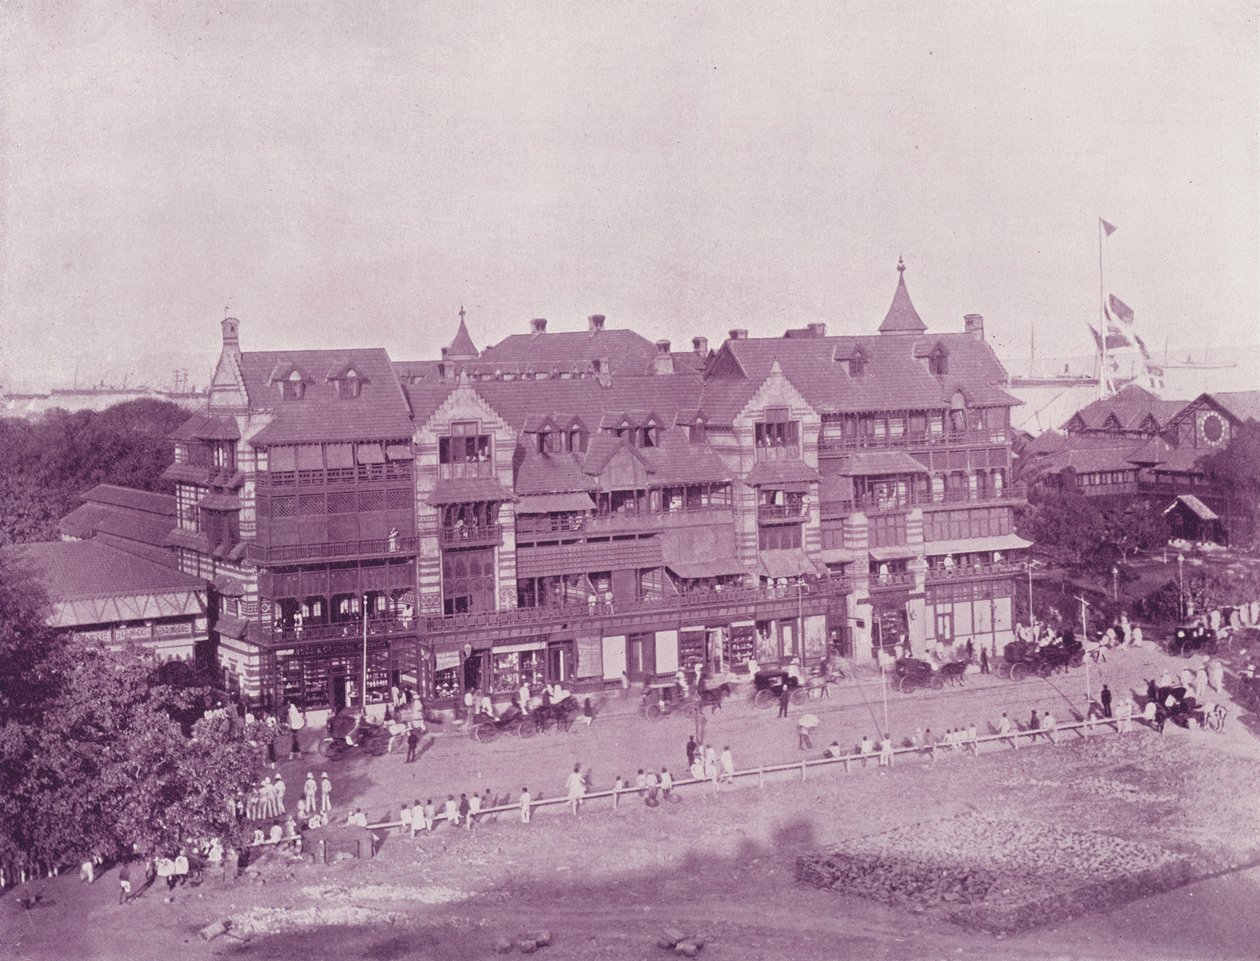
1028 710 1041 742
303 772 317 811
576 697 595 727
289 730 301 760
1117 697 1132 734
466 790 480 831
979 648 990 675
1101 684 1113 718
566 764 586 815
612 773 625 808
519 787 532 824
1195 667 1209 698
1209 659 1225 693
685 735 698 768
635 769 649 796
704 744 718 782
207 840 224 884
320 772 332 814
458 793 471 829
660 767 673 800
797 720 813 751
694 709 707 744
399 802 412 837
408 798 422 837
922 727 937 763
1143 697 1157 730
966 722 978 756
719 746 735 784
878 733 894 769
273 773 286 814
80 857 95 884
620 671 630 699
444 794 459 828
118 861 131 904
777 684 790 719
174 850 189 887
156 855 175 893
406 727 420 763
860 734 874 768
1043 710 1057 744
423 798 436 832
966 639 975 663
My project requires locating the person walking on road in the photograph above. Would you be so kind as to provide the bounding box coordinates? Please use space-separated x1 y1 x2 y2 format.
777 684 791 719
979 648 990 675
303 772 317 812
519 787 531 824
719 746 735 784
685 735 698 768
860 734 874 768
878 733 894 770
1101 684 1113 718
566 764 586 815
406 727 420 763
320 772 332 814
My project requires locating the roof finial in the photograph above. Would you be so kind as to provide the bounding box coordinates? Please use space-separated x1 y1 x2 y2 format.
459 303 466 323
897 255 906 275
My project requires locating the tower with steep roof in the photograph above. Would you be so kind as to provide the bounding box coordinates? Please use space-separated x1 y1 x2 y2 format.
878 257 927 335
446 305 479 360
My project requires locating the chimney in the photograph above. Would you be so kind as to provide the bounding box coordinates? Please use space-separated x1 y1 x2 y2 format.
692 335 708 356
530 317 547 335
440 346 450 359
588 314 606 333
728 328 748 340
653 340 675 375
964 313 985 341
221 317 241 357
808 322 827 337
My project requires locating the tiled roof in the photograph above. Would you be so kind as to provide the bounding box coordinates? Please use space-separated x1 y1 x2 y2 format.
744 459 820 486
922 533 1033 556
1038 445 1144 474
446 319 478 360
757 549 824 579
56 485 177 562
1064 385 1187 432
638 432 731 485
79 484 175 517
427 477 517 505
171 412 241 442
832 451 929 476
1208 389 1260 425
515 492 596 513
478 327 659 375
1164 494 1218 521
698 331 1016 424
234 348 413 444
6 540 203 601
514 451 594 495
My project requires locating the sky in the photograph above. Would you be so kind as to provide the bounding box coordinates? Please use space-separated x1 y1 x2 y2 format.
1 1 1256 391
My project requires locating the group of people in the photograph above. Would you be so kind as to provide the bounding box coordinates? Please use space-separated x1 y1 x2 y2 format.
104 838 243 906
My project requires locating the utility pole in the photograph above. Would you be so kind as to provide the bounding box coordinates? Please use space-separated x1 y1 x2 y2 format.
361 594 370 718
1076 594 1092 703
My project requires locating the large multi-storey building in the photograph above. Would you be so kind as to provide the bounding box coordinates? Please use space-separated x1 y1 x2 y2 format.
169 264 1027 719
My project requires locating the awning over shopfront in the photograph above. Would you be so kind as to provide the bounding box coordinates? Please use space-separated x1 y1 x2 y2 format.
816 548 857 565
756 549 824 579
515 492 596 514
922 533 1033 556
427 477 518 505
836 451 929 476
666 559 749 580
868 545 919 562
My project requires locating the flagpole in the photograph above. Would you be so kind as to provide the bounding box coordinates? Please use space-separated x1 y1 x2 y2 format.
1098 217 1108 399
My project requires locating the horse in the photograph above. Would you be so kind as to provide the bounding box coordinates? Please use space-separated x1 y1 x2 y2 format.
939 661 968 687
697 682 732 713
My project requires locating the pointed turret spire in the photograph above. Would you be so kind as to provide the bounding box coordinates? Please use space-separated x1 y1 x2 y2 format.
446 305 478 360
879 257 926 334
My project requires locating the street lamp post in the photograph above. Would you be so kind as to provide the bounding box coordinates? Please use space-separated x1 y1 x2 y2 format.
1076 594 1092 703
1026 560 1036 629
361 593 369 718
1177 553 1185 619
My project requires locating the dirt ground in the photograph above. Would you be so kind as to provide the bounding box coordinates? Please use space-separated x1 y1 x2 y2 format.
7 712 1260 961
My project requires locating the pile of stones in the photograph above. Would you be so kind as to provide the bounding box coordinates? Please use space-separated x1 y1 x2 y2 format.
655 927 707 956
493 931 553 954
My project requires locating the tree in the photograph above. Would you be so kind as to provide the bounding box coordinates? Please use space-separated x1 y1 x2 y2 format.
1016 492 1106 570
1098 498 1167 565
0 553 260 873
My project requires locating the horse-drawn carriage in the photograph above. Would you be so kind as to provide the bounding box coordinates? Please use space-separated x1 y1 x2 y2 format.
1169 623 1216 658
469 703 538 743
318 710 408 758
999 635 1084 681
748 669 808 708
894 657 943 693
531 695 581 732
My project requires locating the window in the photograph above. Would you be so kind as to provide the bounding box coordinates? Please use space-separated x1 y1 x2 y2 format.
334 370 362 399
928 346 949 375
869 514 907 547
758 524 802 550
849 350 866 377
439 422 491 465
755 409 799 449
281 371 306 400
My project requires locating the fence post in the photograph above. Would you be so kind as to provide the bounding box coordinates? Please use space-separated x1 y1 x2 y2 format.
801 760 806 782
844 757 850 774
759 766 764 789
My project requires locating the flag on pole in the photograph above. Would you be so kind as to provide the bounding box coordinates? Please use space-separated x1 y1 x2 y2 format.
1100 218 1118 237
1108 294 1134 325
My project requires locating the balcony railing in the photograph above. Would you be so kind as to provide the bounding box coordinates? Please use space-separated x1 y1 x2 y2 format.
438 460 495 480
754 443 803 461
868 571 915 588
514 505 734 539
438 525 503 549
820 482 1026 517
257 463 412 489
817 428 1010 453
247 534 419 565
423 576 851 634
925 560 1025 582
270 614 416 644
757 504 808 523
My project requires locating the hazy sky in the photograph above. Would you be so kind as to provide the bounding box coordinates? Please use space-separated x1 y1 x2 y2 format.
1 1 1256 390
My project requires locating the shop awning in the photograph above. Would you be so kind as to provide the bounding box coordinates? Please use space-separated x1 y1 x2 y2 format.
743 459 820 487
836 451 929 476
868 545 919 562
356 443 385 464
515 492 596 514
816 548 857 565
922 533 1033 557
756 549 824 579
427 477 518 505
666 559 749 580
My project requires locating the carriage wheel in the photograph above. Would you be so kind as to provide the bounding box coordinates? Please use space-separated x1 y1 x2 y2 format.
994 661 1011 680
517 719 537 739
898 675 916 694
754 690 775 709
1179 640 1197 658
746 688 759 705
474 722 499 743
790 687 809 705
1009 662 1029 682
318 738 346 759
366 734 390 756
930 674 944 691
646 703 663 722
679 700 700 717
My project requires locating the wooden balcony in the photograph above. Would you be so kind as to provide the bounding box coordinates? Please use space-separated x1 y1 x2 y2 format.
269 614 417 645
246 534 419 565
925 560 1025 583
820 482 1027 518
868 571 915 589
817 428 1010 453
757 503 808 523
514 506 734 540
422 576 852 638
754 443 803 462
256 463 412 489
438 524 503 549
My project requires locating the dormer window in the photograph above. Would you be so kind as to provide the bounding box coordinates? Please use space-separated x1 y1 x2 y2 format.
334 369 363 399
928 344 949 376
690 421 707 444
849 349 867 378
281 371 306 401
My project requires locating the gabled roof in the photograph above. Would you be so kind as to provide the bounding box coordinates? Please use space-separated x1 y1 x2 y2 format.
56 485 178 563
878 259 927 334
478 326 659 375
231 348 413 444
1164 494 1218 521
6 540 203 601
447 317 479 360
1062 385 1187 433
1207 389 1260 425
513 450 594 495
